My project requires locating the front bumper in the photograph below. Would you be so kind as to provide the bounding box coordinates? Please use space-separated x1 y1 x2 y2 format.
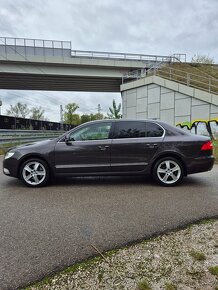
3 167 10 175
3 156 20 178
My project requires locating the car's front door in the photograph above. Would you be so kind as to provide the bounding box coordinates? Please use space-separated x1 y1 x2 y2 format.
54 121 113 174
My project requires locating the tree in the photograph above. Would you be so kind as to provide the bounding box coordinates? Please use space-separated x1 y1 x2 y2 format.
191 54 214 65
107 99 122 119
6 102 30 118
81 114 91 123
63 103 80 125
90 113 105 120
80 113 105 124
30 106 46 120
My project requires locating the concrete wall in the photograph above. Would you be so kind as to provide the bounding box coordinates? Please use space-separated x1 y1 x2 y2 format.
121 78 218 125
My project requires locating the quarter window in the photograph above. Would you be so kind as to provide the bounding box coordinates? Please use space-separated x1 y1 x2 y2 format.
70 122 112 141
146 122 164 137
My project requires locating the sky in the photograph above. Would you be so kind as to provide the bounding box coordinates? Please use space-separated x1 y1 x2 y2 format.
0 0 217 122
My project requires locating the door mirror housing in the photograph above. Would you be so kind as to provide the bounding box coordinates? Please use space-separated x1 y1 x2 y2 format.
65 133 74 144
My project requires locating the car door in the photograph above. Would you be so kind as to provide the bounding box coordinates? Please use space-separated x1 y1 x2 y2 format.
110 121 164 172
54 121 113 174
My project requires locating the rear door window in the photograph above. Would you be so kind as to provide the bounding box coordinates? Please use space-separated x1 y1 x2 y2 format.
114 121 146 138
114 121 164 138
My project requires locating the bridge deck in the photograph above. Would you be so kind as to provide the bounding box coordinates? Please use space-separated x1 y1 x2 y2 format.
0 36 184 92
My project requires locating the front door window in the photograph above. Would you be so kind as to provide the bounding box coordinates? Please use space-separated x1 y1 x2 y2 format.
70 122 112 141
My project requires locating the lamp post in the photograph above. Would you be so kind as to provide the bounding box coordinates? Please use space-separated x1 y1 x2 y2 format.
0 100 2 115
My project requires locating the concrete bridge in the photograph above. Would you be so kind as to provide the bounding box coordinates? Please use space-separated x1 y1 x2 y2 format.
0 37 184 92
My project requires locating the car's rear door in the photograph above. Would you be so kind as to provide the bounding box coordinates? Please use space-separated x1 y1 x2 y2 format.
110 121 164 172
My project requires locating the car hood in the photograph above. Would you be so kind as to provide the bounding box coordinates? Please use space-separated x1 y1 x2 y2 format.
10 139 56 151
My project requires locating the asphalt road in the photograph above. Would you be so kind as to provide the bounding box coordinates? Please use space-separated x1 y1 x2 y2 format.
0 156 218 290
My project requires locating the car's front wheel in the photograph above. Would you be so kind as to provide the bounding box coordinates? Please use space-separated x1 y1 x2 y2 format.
153 157 184 186
20 158 50 187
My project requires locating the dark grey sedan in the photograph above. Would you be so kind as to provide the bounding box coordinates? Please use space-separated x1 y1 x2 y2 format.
3 119 214 187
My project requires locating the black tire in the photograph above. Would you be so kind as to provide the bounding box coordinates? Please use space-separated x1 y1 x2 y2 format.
19 158 50 187
152 157 184 186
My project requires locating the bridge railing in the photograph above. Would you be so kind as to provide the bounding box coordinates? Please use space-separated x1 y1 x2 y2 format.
122 65 218 94
0 37 71 49
0 36 186 63
155 66 218 94
71 50 185 62
0 37 72 58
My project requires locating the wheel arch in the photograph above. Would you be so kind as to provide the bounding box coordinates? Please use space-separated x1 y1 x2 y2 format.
151 152 187 176
17 154 53 178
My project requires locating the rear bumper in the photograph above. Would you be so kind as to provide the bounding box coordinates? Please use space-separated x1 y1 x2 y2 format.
187 156 215 175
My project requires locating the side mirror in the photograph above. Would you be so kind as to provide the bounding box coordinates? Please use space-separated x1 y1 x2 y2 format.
65 134 73 145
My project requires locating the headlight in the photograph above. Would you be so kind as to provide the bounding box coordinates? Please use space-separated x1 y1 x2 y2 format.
5 152 15 159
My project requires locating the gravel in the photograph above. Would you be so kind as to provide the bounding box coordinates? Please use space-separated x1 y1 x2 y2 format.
26 220 218 290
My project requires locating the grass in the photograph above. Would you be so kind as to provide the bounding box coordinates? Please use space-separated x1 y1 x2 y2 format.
0 149 5 155
0 141 32 155
138 279 151 290
24 248 119 289
213 140 218 162
190 250 206 261
24 255 103 289
0 143 20 154
97 271 104 283
165 282 177 290
208 265 218 277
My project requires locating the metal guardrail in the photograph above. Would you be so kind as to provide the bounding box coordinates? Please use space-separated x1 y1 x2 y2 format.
0 129 65 135
0 130 65 149
0 36 186 63
122 65 218 94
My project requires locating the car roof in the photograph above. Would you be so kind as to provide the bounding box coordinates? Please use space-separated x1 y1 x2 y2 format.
86 119 163 123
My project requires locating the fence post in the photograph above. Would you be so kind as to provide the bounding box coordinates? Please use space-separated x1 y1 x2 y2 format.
187 73 190 86
154 67 157 76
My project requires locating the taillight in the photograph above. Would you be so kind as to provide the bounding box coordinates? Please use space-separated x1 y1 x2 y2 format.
201 141 213 151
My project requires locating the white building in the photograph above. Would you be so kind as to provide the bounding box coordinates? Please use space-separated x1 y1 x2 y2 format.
121 75 218 128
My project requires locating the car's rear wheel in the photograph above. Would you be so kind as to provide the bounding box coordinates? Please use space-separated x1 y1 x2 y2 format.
153 157 184 186
20 158 49 187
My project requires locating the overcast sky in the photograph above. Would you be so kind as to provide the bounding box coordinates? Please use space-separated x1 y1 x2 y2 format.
0 0 217 121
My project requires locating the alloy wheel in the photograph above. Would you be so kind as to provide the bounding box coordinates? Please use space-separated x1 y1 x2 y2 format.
22 161 46 186
156 160 182 185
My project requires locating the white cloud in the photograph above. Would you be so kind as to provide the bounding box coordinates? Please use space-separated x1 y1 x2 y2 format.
0 0 217 121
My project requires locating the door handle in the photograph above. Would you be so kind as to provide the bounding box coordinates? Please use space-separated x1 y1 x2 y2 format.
145 143 158 148
98 145 109 151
